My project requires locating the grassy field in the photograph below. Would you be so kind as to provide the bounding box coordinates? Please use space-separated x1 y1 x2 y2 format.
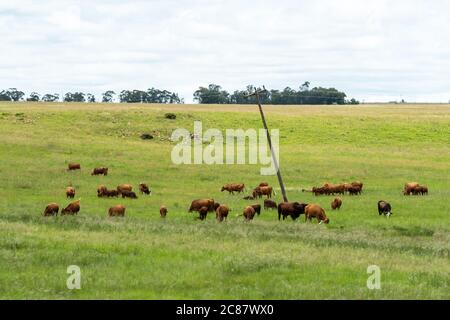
0 102 449 299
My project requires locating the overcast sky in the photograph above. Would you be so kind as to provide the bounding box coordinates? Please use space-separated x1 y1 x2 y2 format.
1 0 449 103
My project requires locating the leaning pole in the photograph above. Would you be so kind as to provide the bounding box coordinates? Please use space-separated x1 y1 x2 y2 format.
248 87 289 203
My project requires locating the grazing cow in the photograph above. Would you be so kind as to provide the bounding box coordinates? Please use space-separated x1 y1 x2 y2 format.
97 185 108 197
251 204 261 216
43 203 59 217
243 206 256 221
303 187 326 196
66 187 75 199
403 182 420 196
117 184 133 194
221 183 245 194
109 204 126 217
378 201 393 218
105 189 119 198
160 206 168 218
67 163 81 171
305 204 329 224
121 190 138 199
348 186 362 196
216 205 229 222
331 197 342 210
351 181 363 191
188 199 215 213
139 183 151 195
198 206 209 220
61 200 80 215
323 183 345 195
264 199 277 210
91 167 108 176
412 185 428 196
278 202 308 221
253 186 274 199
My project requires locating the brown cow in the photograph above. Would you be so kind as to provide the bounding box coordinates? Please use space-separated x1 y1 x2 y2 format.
331 198 342 210
351 181 363 190
323 183 345 195
43 203 59 217
61 200 80 215
121 190 138 199
117 184 133 194
105 189 119 198
97 185 108 197
259 182 269 187
214 202 221 211
67 163 81 171
251 204 261 216
216 205 229 222
278 202 308 221
221 183 245 194
412 185 428 196
348 186 362 196
160 206 168 218
109 204 125 217
404 182 420 195
91 167 108 176
139 183 151 195
305 204 329 224
253 186 274 199
264 199 277 210
189 199 215 213
243 206 256 221
66 187 75 199
198 206 209 220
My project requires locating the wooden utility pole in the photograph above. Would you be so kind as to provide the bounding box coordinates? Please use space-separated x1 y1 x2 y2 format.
248 87 289 203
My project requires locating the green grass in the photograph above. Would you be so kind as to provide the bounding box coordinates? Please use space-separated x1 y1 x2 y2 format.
0 102 449 299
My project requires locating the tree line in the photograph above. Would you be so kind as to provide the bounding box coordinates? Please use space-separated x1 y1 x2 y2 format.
194 83 359 105
0 88 183 104
0 82 359 105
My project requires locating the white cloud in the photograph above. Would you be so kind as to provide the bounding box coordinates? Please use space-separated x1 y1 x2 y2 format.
0 0 449 102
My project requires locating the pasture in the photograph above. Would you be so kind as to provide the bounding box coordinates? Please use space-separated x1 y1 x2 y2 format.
0 102 449 299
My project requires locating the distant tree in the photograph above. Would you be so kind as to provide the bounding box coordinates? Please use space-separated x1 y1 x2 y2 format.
0 90 11 101
64 92 85 102
26 92 40 102
42 93 59 102
193 84 230 104
102 90 115 103
347 98 360 105
86 94 96 103
6 88 25 101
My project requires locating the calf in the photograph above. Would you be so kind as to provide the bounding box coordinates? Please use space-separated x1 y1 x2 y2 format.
216 205 229 222
91 167 108 176
67 163 81 171
160 206 168 218
378 201 393 218
139 183 151 195
121 190 138 199
66 187 75 199
243 206 256 221
198 206 209 220
109 204 126 217
264 199 277 210
331 198 342 210
43 203 59 217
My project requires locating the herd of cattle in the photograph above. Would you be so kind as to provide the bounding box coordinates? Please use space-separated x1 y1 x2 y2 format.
42 163 429 223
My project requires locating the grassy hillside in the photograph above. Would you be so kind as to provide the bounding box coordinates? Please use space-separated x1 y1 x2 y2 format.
0 102 449 299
